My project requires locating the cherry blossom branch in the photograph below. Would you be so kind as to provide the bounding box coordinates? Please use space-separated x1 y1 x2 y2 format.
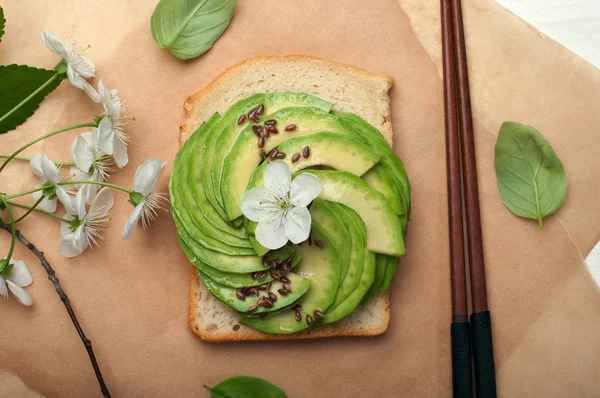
13 195 45 224
6 200 71 223
0 224 111 398
0 122 96 173
0 155 75 167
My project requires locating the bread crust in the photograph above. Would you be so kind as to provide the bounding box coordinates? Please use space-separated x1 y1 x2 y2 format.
179 54 394 147
188 271 390 343
181 55 394 343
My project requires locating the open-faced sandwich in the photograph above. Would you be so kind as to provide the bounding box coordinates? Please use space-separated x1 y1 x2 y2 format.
171 55 410 342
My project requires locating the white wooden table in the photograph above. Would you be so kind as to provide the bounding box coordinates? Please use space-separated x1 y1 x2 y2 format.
496 0 600 284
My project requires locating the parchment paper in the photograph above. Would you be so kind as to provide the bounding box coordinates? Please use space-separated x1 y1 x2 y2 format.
0 0 599 396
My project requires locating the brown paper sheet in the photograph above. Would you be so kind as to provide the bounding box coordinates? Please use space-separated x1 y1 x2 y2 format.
0 0 599 396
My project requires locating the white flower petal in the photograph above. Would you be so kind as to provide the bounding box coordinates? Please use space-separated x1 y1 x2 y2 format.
74 189 87 220
40 154 59 182
263 160 292 200
283 206 312 244
112 136 128 168
97 117 115 155
80 79 100 103
69 166 92 181
134 159 165 196
29 153 45 180
34 191 57 213
255 211 288 250
239 188 278 222
90 187 114 218
68 50 96 78
6 280 33 306
122 203 144 240
289 173 323 207
58 239 82 258
0 278 7 298
60 214 74 238
40 29 68 59
56 187 75 214
67 63 86 89
71 135 94 173
79 131 96 146
7 260 33 287
73 226 89 252
98 80 121 119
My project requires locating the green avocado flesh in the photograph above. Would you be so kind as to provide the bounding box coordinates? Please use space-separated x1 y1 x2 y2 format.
198 269 311 314
299 170 406 256
170 114 254 255
221 107 357 221
241 216 341 333
178 236 300 288
171 92 410 334
309 199 351 284
204 93 332 219
328 204 368 305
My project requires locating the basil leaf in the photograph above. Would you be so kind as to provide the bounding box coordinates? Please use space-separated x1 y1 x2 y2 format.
0 6 5 43
151 0 237 60
205 376 287 398
494 121 567 228
0 65 63 134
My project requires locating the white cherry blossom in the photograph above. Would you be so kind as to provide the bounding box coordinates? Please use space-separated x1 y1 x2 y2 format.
30 153 74 213
59 187 114 257
40 29 99 102
122 159 168 240
70 131 114 203
0 259 33 307
240 161 322 250
95 79 129 168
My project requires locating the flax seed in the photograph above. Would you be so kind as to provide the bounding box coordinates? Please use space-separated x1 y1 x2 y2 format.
303 146 310 158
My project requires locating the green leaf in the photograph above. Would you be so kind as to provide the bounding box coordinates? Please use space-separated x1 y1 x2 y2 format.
204 376 287 398
151 0 237 60
0 6 5 43
494 121 567 228
0 65 63 134
0 259 8 275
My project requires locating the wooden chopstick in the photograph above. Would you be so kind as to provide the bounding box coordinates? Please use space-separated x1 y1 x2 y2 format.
441 0 473 396
450 1 498 397
442 0 498 397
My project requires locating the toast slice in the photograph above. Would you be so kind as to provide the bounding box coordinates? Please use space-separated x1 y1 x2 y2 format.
181 55 394 342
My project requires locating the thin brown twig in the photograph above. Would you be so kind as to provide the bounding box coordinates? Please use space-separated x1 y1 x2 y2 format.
1 223 111 398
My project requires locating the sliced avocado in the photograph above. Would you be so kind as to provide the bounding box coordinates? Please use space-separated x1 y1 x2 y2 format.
180 114 249 241
243 132 381 237
361 253 389 305
329 204 366 304
380 255 399 292
245 131 381 196
202 93 332 218
362 166 405 216
240 216 341 334
175 214 267 273
249 236 269 256
178 236 301 288
323 244 376 324
309 199 351 284
250 133 380 187
170 115 255 254
300 170 405 256
333 111 411 230
197 269 311 314
220 107 355 221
